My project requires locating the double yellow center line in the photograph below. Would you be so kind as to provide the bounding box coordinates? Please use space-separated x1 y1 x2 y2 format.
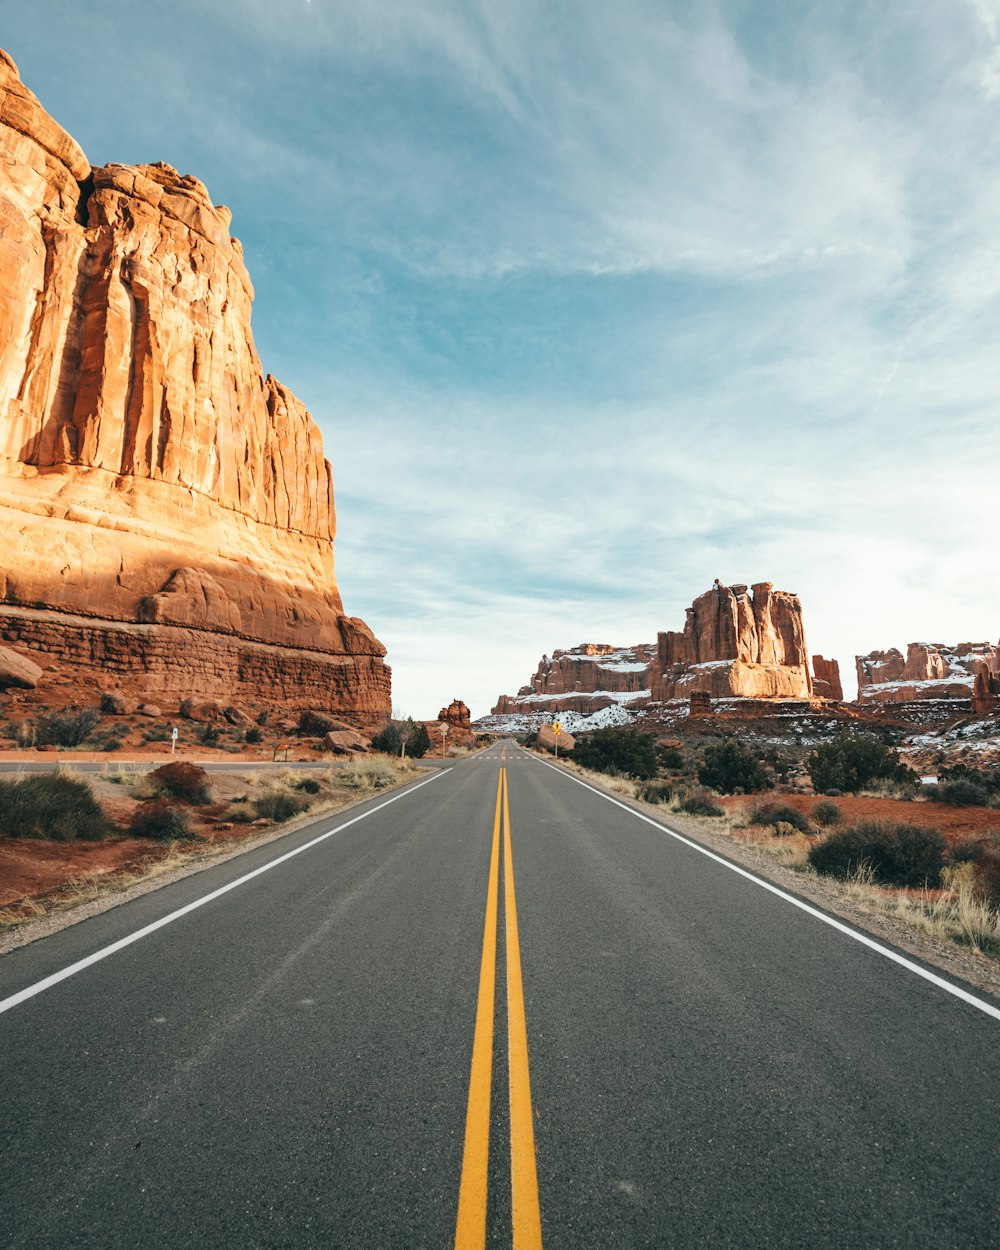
455 758 543 1249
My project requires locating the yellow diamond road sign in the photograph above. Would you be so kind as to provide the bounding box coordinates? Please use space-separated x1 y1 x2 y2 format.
552 721 562 736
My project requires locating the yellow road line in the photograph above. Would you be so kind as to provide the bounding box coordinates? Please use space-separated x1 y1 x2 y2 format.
503 768 544 1249
454 772 503 1250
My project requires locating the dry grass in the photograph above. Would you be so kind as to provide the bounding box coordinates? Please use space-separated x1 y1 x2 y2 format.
840 863 1000 958
0 843 194 933
98 762 149 787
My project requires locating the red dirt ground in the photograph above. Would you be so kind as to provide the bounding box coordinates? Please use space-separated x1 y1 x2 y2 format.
0 835 173 907
721 792 1000 839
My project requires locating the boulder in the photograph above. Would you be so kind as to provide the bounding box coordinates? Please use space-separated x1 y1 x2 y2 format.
0 646 42 689
536 723 575 754
300 709 356 736
100 691 138 716
223 705 252 726
323 729 370 755
138 704 162 717
179 697 227 723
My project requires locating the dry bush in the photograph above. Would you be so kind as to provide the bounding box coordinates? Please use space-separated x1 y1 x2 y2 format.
0 774 112 841
128 800 198 842
149 762 211 805
749 802 811 834
809 821 945 888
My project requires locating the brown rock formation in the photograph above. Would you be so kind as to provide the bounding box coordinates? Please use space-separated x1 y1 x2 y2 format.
489 580 813 719
0 50 389 722
811 655 843 701
438 699 472 730
536 722 575 754
972 669 1000 715
0 643 41 688
856 642 999 704
653 581 812 700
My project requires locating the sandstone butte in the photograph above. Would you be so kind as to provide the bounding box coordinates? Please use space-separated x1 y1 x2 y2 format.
491 580 841 718
0 50 389 722
437 699 472 731
856 642 1000 708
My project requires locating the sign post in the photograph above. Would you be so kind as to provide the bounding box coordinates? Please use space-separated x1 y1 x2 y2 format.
171 726 178 755
552 720 562 759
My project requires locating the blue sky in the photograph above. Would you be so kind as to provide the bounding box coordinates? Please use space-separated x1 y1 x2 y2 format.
5 1 999 716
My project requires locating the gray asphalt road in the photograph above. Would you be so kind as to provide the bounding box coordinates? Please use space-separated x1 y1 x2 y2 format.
1 745 998 1248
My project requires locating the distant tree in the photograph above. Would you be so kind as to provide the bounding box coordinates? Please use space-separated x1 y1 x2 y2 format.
807 733 912 794
698 740 772 794
573 728 657 779
372 718 430 758
409 723 431 758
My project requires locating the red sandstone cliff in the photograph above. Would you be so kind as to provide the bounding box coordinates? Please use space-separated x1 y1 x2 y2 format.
652 581 812 700
490 581 814 718
856 642 999 705
0 50 389 718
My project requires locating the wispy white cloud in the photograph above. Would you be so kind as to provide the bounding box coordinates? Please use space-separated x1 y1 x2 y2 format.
6 0 999 715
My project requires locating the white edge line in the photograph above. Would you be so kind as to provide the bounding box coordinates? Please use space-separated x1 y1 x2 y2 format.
0 767 453 1016
526 751 1000 1024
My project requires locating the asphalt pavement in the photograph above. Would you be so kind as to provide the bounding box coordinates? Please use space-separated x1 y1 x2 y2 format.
1 744 998 1248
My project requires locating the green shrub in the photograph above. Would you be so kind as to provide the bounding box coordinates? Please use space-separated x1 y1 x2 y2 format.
128 800 196 841
573 728 657 780
36 708 101 748
251 792 309 822
680 792 723 817
656 744 684 770
937 779 991 808
698 740 772 794
807 733 913 795
198 723 221 745
141 725 173 743
749 802 811 833
948 837 984 864
372 718 431 758
637 779 674 805
245 726 264 744
812 799 842 827
293 776 322 794
938 764 1000 797
149 762 211 805
808 820 946 887
0 774 112 841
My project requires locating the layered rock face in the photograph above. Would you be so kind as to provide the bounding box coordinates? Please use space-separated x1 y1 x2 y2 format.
811 655 843 701
492 644 655 716
490 581 813 720
653 581 812 700
856 642 1000 705
0 51 389 719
